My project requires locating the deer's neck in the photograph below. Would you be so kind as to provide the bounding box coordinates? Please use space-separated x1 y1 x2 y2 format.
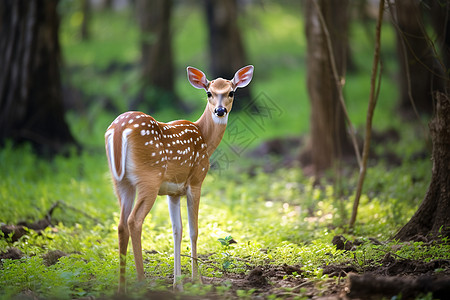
194 106 227 156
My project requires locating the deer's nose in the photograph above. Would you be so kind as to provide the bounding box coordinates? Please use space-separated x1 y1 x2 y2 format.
214 107 227 117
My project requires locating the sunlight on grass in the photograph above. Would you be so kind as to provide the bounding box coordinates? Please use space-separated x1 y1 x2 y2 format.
0 140 438 298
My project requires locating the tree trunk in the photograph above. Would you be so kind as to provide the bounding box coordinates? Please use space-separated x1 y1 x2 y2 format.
391 0 444 117
394 92 450 241
302 0 352 176
80 0 90 41
205 0 250 111
0 0 77 156
133 0 178 112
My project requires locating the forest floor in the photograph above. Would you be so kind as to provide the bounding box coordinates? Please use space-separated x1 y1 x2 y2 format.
203 253 450 299
209 135 450 300
3 240 449 299
2 133 449 300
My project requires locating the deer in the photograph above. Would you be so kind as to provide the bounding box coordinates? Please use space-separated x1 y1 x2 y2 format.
105 65 254 292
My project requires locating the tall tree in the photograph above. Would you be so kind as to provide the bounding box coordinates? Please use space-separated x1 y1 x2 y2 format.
391 0 444 117
302 0 353 176
0 0 77 156
394 1 450 241
134 0 179 111
204 0 250 110
394 92 450 240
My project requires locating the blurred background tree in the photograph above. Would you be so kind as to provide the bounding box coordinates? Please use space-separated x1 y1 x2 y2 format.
0 0 77 156
204 0 251 110
392 0 450 241
395 92 450 241
302 0 353 177
80 0 91 41
391 0 445 118
132 0 180 112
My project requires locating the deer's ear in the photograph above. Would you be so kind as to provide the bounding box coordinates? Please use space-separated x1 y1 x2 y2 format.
187 67 209 91
232 65 254 90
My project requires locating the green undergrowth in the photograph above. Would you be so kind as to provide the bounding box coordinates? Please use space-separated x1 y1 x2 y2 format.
0 137 443 299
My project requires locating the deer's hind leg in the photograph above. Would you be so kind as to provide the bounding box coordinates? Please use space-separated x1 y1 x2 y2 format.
127 175 161 282
114 179 136 293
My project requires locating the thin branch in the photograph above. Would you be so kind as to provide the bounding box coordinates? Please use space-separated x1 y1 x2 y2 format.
180 254 223 272
57 200 100 223
388 1 447 82
373 248 409 261
387 0 429 139
349 0 385 229
312 0 362 169
45 201 61 223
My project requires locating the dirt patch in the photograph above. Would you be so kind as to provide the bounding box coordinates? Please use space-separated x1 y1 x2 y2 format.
331 235 355 251
374 256 450 277
0 247 23 260
0 202 59 242
42 250 68 266
245 266 268 287
202 264 342 299
321 254 450 299
201 256 450 299
348 273 450 299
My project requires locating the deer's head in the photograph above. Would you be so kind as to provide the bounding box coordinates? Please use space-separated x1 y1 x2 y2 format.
187 65 254 124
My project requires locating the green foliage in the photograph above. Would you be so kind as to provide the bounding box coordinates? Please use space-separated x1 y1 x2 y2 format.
0 142 114 226
0 140 440 298
218 236 235 248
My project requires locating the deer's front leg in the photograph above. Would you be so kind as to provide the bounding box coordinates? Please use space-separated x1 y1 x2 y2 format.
168 195 183 291
187 185 203 283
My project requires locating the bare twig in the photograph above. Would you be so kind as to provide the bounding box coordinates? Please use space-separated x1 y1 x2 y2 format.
45 201 61 223
57 200 100 223
387 0 429 140
180 254 224 272
349 0 385 229
312 0 362 169
373 248 408 260
388 1 447 82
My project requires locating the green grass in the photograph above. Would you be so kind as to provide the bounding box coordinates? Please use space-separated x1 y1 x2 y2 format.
0 2 446 299
0 141 443 299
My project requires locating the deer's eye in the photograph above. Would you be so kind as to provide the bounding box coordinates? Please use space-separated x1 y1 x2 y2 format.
207 92 212 98
228 91 235 98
